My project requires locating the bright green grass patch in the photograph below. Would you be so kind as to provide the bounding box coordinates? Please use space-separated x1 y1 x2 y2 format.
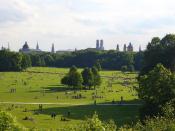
0 67 140 129
0 68 138 103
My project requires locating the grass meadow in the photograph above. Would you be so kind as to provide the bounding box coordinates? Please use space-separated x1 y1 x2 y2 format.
0 67 140 130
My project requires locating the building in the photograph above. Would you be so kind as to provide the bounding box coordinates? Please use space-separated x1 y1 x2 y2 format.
56 49 75 54
96 39 104 50
51 43 55 53
139 45 142 52
123 44 127 52
19 41 42 53
116 44 119 51
127 42 133 52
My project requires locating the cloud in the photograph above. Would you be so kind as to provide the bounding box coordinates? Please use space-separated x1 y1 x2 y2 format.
0 0 33 25
1 0 175 51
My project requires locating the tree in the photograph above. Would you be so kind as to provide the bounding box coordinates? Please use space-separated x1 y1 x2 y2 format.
72 112 117 131
61 75 69 86
92 67 101 89
81 68 94 89
0 111 25 130
61 66 83 89
147 37 160 49
137 64 175 119
141 34 175 75
134 51 144 71
81 112 105 130
44 54 54 66
0 50 29 71
68 71 83 89
21 54 31 70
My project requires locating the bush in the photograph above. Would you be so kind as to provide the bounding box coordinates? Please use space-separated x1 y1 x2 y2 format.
0 111 25 130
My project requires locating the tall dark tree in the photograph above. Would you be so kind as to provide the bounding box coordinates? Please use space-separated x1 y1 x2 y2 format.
81 67 94 89
92 67 101 89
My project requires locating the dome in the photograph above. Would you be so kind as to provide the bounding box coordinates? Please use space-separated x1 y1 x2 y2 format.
23 41 29 50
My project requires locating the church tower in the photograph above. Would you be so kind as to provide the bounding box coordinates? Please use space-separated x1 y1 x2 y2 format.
116 44 119 51
96 40 100 49
127 42 133 52
139 45 142 52
100 39 104 50
51 43 55 53
123 44 127 52
8 42 10 51
36 41 39 50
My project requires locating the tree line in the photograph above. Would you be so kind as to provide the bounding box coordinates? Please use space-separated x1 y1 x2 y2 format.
0 50 31 71
0 49 143 71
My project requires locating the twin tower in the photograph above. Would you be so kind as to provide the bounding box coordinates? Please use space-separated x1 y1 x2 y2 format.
96 39 104 50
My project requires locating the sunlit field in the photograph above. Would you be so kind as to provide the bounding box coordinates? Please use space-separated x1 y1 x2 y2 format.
0 67 140 129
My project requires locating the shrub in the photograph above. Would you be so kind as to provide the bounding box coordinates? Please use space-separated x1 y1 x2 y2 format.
0 111 25 130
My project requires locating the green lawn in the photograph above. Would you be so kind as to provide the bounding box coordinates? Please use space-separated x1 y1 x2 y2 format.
0 67 140 129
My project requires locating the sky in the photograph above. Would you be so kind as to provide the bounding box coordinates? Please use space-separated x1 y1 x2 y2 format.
0 0 175 51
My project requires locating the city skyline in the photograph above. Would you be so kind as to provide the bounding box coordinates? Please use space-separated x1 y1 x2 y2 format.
2 40 140 52
1 0 175 51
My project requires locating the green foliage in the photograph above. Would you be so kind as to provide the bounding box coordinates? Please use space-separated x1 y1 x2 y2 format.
141 34 175 75
134 52 144 71
120 102 175 131
43 54 54 66
80 112 117 131
94 60 102 71
81 68 94 89
81 112 105 131
0 111 25 130
132 117 175 131
92 67 101 89
29 50 142 71
137 64 175 118
161 100 175 118
147 37 160 49
21 54 32 70
0 50 31 71
61 66 83 89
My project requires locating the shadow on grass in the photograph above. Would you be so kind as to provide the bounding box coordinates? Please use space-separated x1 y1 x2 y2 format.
32 100 141 126
28 85 69 93
43 85 69 93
